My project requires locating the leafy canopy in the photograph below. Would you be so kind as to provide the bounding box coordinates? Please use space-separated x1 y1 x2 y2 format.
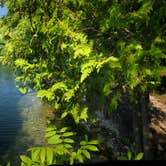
1 0 165 122
0 0 165 164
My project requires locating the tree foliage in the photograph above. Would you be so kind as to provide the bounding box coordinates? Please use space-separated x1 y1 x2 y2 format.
0 0 165 164
117 150 144 160
0 0 165 120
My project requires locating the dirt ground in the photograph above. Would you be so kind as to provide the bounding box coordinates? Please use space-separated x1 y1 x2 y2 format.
149 92 166 159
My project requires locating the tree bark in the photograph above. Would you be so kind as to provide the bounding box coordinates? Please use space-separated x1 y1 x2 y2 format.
140 91 152 159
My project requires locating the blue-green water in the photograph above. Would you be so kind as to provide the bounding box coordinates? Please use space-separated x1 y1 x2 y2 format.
0 65 22 160
0 64 54 165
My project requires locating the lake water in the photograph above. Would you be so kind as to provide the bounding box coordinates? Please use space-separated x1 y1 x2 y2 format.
0 64 54 165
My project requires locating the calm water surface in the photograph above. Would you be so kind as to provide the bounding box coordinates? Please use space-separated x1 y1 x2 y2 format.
0 64 54 165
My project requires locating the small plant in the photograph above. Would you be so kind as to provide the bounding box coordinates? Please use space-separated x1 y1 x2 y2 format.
69 135 99 164
20 125 99 165
117 150 144 160
20 147 56 166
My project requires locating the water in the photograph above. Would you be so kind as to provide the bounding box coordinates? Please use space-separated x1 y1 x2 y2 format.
0 64 54 165
0 64 135 164
0 65 22 161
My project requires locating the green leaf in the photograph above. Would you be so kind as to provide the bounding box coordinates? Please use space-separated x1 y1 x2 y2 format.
82 150 91 159
64 144 73 149
88 140 99 145
40 148 46 164
71 105 80 124
62 132 74 137
84 145 98 151
37 90 54 101
117 156 128 160
48 135 62 144
134 153 144 160
6 162 11 166
15 59 29 68
30 147 40 162
80 107 88 121
46 127 56 132
61 111 68 119
80 141 88 146
19 87 27 94
60 127 68 133
20 155 33 164
80 60 97 83
96 56 121 72
103 82 112 96
76 150 84 163
70 152 76 165
64 89 75 101
127 150 132 160
45 131 56 138
55 145 65 155
109 92 120 111
54 102 60 110
46 148 54 165
63 138 74 143
51 82 67 92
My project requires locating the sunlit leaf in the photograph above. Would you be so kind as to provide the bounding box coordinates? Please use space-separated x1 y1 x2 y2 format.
60 127 68 133
46 148 54 165
64 144 73 149
20 155 33 164
134 153 144 160
40 148 46 164
55 145 65 155
127 150 132 160
30 147 40 162
46 127 56 132
82 150 91 159
84 145 98 151
70 152 76 165
88 140 100 145
80 141 88 146
48 135 62 144
61 112 68 119
45 131 56 138
76 150 84 163
19 87 26 94
6 162 11 166
63 138 74 143
62 132 74 137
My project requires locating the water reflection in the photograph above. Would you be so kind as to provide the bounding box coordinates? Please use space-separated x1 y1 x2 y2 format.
0 64 22 164
0 64 54 165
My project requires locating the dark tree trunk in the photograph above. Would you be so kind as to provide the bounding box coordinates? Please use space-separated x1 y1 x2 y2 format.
132 103 143 155
138 91 152 159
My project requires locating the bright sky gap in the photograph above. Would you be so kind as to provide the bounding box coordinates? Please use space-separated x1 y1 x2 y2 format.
0 7 7 18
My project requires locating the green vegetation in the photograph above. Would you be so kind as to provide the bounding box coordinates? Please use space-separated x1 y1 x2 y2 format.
117 150 143 160
20 124 99 165
0 0 165 164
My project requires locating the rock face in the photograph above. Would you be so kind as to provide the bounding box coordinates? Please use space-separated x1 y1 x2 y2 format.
149 93 166 160
85 91 166 160
150 94 166 113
